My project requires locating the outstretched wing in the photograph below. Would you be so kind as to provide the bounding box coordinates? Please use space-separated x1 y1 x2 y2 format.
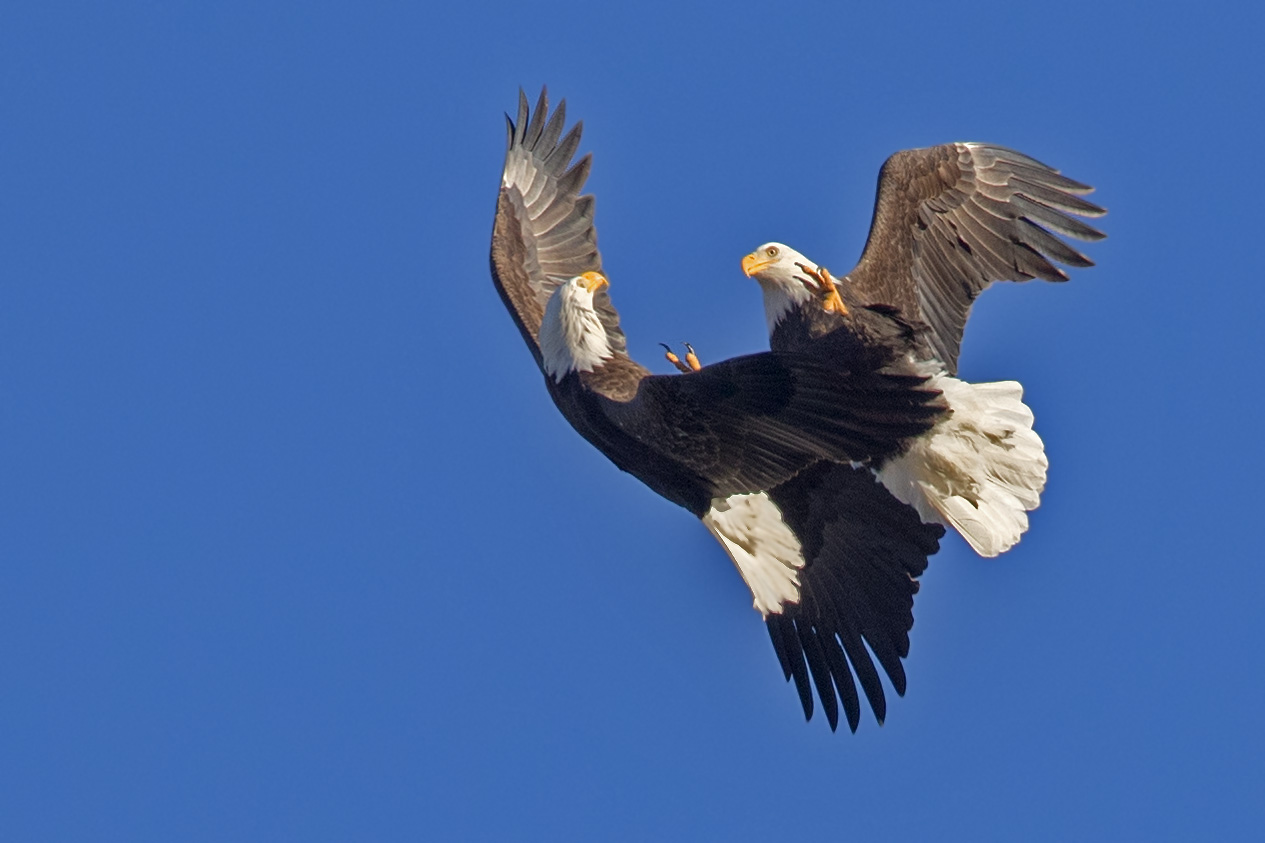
764 463 944 732
490 89 625 368
609 351 948 497
847 143 1106 373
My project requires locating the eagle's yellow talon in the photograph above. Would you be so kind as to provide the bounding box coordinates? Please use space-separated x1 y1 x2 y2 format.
797 263 849 316
822 285 848 315
684 343 702 372
661 342 693 374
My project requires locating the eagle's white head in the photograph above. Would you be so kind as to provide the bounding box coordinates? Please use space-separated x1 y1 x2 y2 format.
741 242 821 335
540 271 616 382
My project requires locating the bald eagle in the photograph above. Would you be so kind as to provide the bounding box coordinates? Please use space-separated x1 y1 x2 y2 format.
491 89 951 732
742 144 1104 556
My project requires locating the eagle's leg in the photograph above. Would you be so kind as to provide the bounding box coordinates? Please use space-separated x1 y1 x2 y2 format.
797 263 848 315
661 343 694 374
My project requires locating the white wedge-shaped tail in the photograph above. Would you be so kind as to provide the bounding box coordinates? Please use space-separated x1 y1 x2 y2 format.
877 376 1047 557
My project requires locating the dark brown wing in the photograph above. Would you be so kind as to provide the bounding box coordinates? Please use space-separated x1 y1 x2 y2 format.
490 89 626 368
766 463 944 732
605 351 948 497
847 143 1106 373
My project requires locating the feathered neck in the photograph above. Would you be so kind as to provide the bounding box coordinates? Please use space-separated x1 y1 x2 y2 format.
540 281 616 382
754 272 815 335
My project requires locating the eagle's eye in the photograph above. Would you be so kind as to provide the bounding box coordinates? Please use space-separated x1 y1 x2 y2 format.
766 247 778 257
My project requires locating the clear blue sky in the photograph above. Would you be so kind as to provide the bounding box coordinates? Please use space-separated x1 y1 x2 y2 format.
3 1 1262 840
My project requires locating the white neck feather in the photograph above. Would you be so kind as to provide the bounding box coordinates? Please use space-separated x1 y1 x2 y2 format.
541 282 614 382
756 278 813 336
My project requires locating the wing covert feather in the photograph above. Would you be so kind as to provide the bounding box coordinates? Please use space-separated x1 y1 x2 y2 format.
605 352 948 496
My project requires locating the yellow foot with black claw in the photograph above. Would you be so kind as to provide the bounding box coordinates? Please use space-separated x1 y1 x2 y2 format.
661 342 702 373
661 343 693 374
683 343 701 372
795 262 848 315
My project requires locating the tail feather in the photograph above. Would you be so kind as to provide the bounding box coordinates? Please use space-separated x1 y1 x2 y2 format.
877 376 1047 557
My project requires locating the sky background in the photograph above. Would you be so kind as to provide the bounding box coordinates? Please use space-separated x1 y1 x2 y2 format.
3 1 1263 840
